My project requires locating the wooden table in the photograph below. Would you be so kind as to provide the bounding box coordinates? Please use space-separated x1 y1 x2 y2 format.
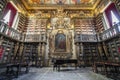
53 59 78 71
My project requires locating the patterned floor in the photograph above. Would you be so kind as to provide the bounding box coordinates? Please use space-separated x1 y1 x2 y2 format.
13 67 112 80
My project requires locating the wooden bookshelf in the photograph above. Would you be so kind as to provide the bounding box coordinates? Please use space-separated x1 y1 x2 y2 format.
74 18 95 35
26 18 47 34
83 43 99 66
94 14 104 34
76 43 83 67
22 44 32 65
76 42 100 67
74 18 97 42
25 18 47 42
0 37 15 63
37 42 46 67
31 45 38 66
12 42 20 63
17 13 28 33
20 43 46 67
105 37 120 62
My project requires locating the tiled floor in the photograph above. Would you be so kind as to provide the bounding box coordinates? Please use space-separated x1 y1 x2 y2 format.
13 67 112 80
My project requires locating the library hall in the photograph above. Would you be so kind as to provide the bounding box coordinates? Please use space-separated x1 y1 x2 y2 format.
0 0 120 80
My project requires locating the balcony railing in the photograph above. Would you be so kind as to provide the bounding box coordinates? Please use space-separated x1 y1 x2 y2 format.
0 21 23 41
100 23 120 41
1 21 120 43
0 21 47 42
75 34 97 42
75 23 120 42
25 34 47 42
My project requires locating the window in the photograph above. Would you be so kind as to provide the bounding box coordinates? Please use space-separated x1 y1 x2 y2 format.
3 10 11 24
104 3 120 28
2 2 17 27
111 10 119 26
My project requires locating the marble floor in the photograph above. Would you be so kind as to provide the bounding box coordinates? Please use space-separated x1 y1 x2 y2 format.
13 67 112 80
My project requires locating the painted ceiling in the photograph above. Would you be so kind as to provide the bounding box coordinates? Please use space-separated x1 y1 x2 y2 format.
23 0 97 5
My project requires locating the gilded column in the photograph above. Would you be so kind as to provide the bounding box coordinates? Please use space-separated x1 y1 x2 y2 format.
0 36 3 46
42 42 46 66
98 43 102 57
14 42 19 56
76 43 79 59
38 43 41 57
102 42 108 57
19 43 24 56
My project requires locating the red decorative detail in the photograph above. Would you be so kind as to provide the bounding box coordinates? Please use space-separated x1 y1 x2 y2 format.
2 2 17 27
0 46 4 59
118 47 120 53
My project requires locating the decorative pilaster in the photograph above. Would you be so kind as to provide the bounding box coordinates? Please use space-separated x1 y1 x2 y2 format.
0 36 3 46
19 43 24 56
102 42 108 57
14 42 19 56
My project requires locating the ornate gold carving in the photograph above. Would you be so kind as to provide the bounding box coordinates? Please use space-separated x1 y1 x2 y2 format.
50 17 71 29
58 30 64 33
34 11 51 18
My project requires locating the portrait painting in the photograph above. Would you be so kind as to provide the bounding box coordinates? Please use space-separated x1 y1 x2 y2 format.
55 33 66 52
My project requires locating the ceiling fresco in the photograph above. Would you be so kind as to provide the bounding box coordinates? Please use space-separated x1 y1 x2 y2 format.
11 0 100 18
21 0 100 9
26 0 96 5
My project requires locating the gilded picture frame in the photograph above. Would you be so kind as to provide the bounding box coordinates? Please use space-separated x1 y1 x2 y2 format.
55 33 66 52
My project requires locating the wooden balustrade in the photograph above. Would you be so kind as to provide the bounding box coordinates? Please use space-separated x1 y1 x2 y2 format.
75 34 97 42
0 21 23 41
100 22 120 41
